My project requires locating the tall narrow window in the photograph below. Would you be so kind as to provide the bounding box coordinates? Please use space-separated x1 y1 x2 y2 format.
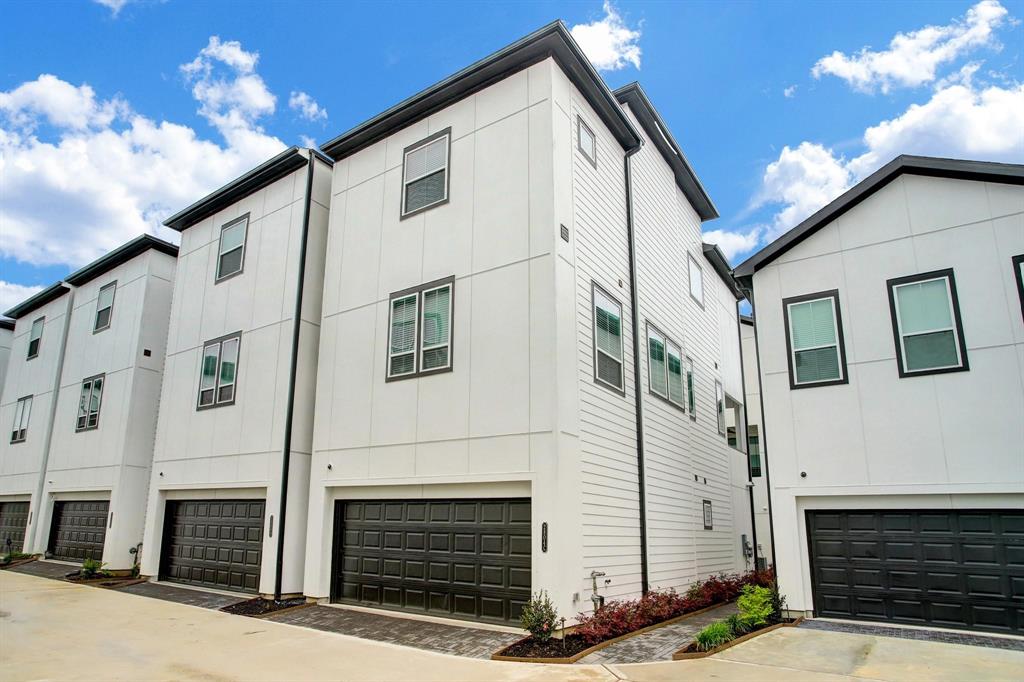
593 284 624 392
783 290 847 389
10 395 32 443
387 277 454 380
402 129 450 216
646 323 684 409
748 432 761 477
887 269 968 377
76 375 104 431
577 116 596 167
688 254 704 306
715 380 725 435
685 357 696 418
1011 254 1023 322
667 340 684 407
197 333 241 408
216 215 248 281
27 317 44 359
703 500 713 530
94 281 116 332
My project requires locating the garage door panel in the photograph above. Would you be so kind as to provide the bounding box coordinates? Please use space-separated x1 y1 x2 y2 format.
160 499 264 594
332 498 531 623
808 510 1022 635
0 502 30 553
48 501 108 562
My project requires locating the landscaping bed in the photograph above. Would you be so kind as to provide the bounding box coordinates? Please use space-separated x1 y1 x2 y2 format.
220 597 309 618
0 554 37 570
64 572 148 589
673 618 803 659
671 581 794 659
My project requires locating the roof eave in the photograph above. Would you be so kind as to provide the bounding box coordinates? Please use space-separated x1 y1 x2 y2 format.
3 282 71 320
65 234 179 286
702 242 743 300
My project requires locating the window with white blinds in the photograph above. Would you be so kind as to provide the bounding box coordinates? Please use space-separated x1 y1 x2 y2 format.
784 290 847 388
197 333 241 409
10 395 32 443
387 277 454 380
887 269 968 377
593 284 624 392
217 215 248 281
402 129 450 216
94 281 116 332
76 375 104 431
647 322 684 408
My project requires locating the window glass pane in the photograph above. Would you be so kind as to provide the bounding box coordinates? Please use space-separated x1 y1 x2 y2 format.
897 279 952 334
95 307 111 330
647 330 667 397
686 359 695 412
219 339 238 387
220 221 246 253
218 385 234 403
667 343 684 405
391 296 417 354
200 345 219 390
404 170 446 213
390 354 415 376
78 382 91 427
422 347 449 371
790 299 836 350
89 377 103 415
596 354 622 389
594 290 622 360
219 249 243 278
23 397 31 430
199 389 215 407
904 330 958 370
794 346 841 383
405 138 447 181
12 400 23 434
421 286 450 348
30 318 43 341
689 258 703 303
715 382 725 434
579 122 595 159
97 283 115 310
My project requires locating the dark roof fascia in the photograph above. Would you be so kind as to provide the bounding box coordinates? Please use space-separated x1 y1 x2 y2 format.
3 282 70 320
65 234 179 286
0 318 15 331
164 147 328 231
734 155 1024 277
614 82 718 221
702 242 744 300
320 21 641 161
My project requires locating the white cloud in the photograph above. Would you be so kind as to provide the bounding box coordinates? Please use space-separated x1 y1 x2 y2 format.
703 227 764 261
93 0 131 16
783 85 797 98
289 91 327 122
757 142 853 240
0 281 44 316
0 37 287 269
811 0 1009 93
570 1 641 71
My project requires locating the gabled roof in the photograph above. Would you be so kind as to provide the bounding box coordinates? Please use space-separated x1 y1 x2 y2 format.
4 282 71 320
65 234 178 286
702 242 743 301
734 155 1024 278
614 83 718 222
320 21 642 161
163 147 331 232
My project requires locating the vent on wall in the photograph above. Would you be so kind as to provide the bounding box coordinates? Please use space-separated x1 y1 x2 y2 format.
560 224 570 242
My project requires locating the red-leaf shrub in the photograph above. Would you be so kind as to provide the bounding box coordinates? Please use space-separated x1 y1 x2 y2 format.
572 568 774 645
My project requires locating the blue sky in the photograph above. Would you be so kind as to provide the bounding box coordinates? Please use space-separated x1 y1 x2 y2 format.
1 0 1022 313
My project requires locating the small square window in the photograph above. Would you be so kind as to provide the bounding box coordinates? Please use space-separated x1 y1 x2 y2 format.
10 395 32 443
197 333 241 409
577 117 597 167
387 277 454 380
76 375 104 432
402 129 450 217
27 317 44 359
703 500 713 530
216 215 248 281
688 254 704 306
593 284 624 392
94 281 116 332
783 290 848 389
887 269 968 377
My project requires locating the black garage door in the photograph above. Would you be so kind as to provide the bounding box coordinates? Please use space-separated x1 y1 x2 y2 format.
48 501 109 562
0 502 30 553
333 498 531 623
160 500 264 593
808 510 1023 635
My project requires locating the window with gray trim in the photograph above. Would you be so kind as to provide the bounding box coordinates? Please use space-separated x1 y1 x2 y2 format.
198 333 240 408
887 269 968 377
688 254 703 306
685 356 696 418
76 375 104 431
216 215 248 281
94 281 116 332
10 395 32 443
27 317 44 359
593 284 624 392
577 116 596 167
783 290 848 389
646 323 684 408
387 277 454 380
402 129 450 216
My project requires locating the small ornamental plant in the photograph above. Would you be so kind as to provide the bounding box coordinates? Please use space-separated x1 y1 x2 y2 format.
79 558 104 579
520 590 559 641
695 621 734 651
736 585 774 628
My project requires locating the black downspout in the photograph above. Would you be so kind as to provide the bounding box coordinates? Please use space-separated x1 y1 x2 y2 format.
623 149 649 594
734 303 758 569
274 152 316 601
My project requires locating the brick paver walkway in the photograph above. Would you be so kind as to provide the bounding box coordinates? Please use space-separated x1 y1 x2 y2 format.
575 602 738 664
799 618 1024 652
7 560 75 580
118 581 248 610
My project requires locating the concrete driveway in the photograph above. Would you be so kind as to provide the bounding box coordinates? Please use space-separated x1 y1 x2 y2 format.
2 570 1021 682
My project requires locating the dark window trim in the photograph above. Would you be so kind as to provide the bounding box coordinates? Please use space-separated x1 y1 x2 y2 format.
687 253 705 309
10 394 32 444
886 268 969 378
400 127 452 220
215 214 250 284
591 281 626 396
1013 254 1024 322
577 115 597 168
782 289 849 390
93 280 117 333
715 379 726 436
748 433 762 477
702 499 713 530
75 373 105 432
685 355 696 421
385 275 456 382
196 331 242 410
645 321 685 411
27 316 44 360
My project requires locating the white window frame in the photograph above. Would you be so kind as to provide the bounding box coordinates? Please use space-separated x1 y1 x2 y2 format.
592 283 624 393
197 333 241 409
94 281 116 332
577 116 597 167
387 277 455 380
27 317 44 360
703 499 713 530
784 290 847 388
76 374 104 432
10 395 32 443
646 322 684 409
216 215 248 282
688 253 704 307
887 269 968 377
401 129 451 218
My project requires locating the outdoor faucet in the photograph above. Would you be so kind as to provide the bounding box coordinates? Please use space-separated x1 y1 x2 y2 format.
590 570 607 612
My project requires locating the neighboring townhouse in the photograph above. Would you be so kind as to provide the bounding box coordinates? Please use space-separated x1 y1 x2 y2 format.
735 156 1024 635
304 22 752 625
0 284 73 555
139 147 332 597
0 235 177 568
740 315 772 568
0 318 13 392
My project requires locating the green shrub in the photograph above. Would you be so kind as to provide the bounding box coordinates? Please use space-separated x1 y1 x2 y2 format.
726 613 751 636
695 620 734 651
737 585 773 628
80 558 104 578
520 590 559 641
768 586 787 625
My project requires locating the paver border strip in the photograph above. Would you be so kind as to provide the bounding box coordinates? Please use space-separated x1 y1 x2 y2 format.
492 602 726 664
671 617 804 660
250 601 317 620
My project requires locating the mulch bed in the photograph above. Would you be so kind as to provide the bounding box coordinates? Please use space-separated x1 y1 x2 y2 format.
498 634 592 659
220 597 309 617
673 618 802 659
64 572 148 589
0 556 37 570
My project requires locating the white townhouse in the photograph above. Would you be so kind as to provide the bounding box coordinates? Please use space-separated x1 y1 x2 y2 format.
139 147 332 598
734 156 1024 636
303 22 753 625
0 319 13 393
0 235 178 569
739 315 772 568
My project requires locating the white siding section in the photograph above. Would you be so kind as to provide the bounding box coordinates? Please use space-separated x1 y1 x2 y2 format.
0 327 12 394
